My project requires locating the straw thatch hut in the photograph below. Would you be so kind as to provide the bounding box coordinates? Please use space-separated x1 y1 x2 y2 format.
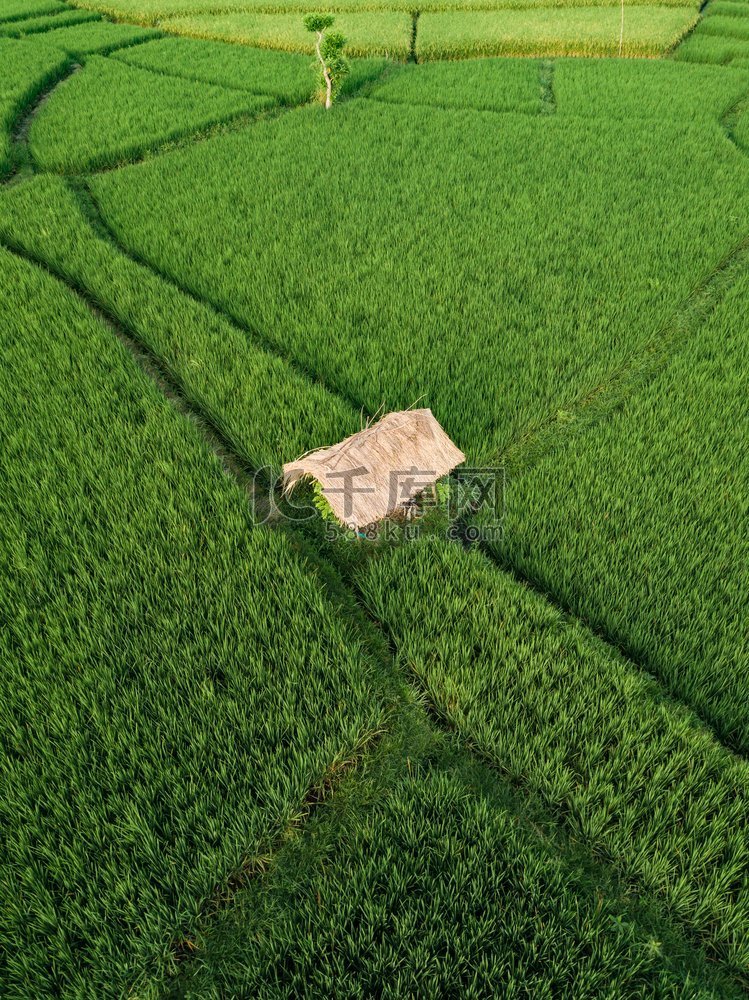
283 408 465 530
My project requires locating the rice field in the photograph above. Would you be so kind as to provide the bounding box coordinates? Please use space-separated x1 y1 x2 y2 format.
489 267 749 754
112 33 319 99
0 38 72 178
28 17 161 54
369 55 543 110
414 6 698 58
174 732 740 998
0 246 394 995
88 99 749 461
0 8 100 37
553 56 749 119
155 5 698 57
161 10 413 56
358 536 749 974
2 2 749 996
62 0 700 16
0 0 68 21
112 33 387 95
28 55 276 171
736 103 749 146
0 174 359 468
674 0 749 63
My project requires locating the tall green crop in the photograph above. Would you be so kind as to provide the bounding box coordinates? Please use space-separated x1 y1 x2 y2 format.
175 746 730 997
0 175 358 469
358 535 749 975
0 246 391 997
0 38 70 178
28 55 275 172
92 98 749 461
491 267 749 754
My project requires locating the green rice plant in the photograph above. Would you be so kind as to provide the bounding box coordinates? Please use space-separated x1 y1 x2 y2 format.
0 38 71 178
30 17 161 55
114 35 387 101
373 56 749 121
490 268 749 755
735 104 749 148
0 35 69 94
0 111 10 175
63 0 701 19
369 55 542 112
113 34 317 103
700 12 749 38
555 56 749 121
709 0 749 15
669 0 749 65
28 55 275 172
160 10 412 57
173 738 735 997
357 535 749 977
91 100 749 462
674 28 749 62
0 245 392 998
0 0 66 23
0 9 100 36
0 175 358 468
416 7 698 59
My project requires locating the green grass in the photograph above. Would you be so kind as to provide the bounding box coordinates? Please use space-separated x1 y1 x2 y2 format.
160 10 412 57
90 100 749 462
28 55 276 172
0 37 71 179
370 56 543 112
416 7 698 58
0 9 100 36
357 535 749 977
0 0 66 22
489 265 749 755
0 175 358 469
31 17 161 55
173 732 734 998
0 245 393 997
554 56 749 121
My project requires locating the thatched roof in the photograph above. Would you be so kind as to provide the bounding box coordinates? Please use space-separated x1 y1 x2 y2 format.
283 409 465 530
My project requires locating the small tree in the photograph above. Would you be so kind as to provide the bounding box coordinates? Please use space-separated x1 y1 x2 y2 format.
303 13 349 109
